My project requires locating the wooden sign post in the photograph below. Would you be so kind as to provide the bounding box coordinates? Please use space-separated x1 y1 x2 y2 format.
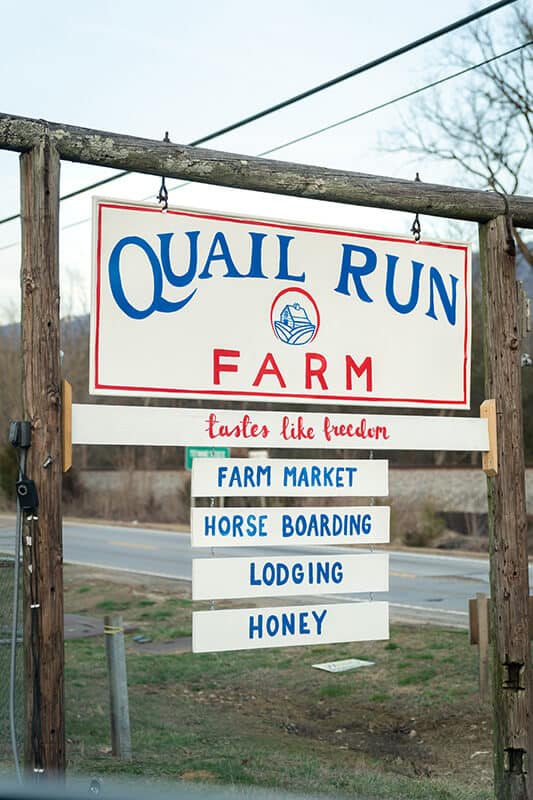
2 112 533 798
20 137 65 775
480 215 532 800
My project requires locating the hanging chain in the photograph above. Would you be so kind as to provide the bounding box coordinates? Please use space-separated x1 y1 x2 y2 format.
209 495 216 610
157 132 170 212
410 172 421 242
369 449 374 602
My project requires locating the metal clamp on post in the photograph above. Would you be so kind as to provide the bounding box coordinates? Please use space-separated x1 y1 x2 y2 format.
10 421 38 512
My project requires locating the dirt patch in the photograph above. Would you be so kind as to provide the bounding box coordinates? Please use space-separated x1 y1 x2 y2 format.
61 564 493 798
176 677 491 785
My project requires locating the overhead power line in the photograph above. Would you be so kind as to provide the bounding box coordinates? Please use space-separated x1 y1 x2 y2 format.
0 0 518 229
0 37 529 253
259 41 533 159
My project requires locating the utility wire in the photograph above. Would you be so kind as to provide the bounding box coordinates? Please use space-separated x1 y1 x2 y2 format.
258 40 533 159
0 37 528 252
0 0 518 229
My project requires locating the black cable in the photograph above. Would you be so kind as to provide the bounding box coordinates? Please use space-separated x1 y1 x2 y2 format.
189 0 518 143
258 41 533 159
0 0 518 228
1 38 527 251
27 513 43 773
9 448 26 783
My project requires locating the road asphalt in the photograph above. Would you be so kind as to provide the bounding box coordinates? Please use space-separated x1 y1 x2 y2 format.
0 514 507 628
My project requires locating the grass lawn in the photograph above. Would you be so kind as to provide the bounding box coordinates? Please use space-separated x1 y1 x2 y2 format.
57 565 493 800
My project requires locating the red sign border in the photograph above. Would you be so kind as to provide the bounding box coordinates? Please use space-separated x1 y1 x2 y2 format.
93 201 470 407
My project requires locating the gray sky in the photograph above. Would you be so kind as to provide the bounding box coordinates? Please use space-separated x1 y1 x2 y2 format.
0 0 522 319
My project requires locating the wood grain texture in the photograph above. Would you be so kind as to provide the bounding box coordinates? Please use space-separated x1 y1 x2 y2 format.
1 112 532 226
481 399 498 476
479 216 532 799
20 137 65 775
477 593 490 704
61 380 72 473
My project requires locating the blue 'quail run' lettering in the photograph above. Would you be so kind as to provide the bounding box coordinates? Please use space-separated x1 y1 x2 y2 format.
108 229 459 326
109 230 300 319
334 244 458 325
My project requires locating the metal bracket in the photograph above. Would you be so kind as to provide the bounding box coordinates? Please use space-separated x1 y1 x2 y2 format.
503 661 526 691
504 748 528 775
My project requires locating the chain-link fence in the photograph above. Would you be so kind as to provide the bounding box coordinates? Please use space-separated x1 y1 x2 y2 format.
0 515 23 770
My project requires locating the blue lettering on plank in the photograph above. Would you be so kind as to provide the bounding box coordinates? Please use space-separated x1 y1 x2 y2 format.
217 464 271 489
283 465 359 488
204 513 267 537
281 512 374 538
247 609 328 640
248 560 344 587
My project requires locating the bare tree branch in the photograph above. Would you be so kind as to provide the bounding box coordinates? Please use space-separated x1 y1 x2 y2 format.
383 3 532 262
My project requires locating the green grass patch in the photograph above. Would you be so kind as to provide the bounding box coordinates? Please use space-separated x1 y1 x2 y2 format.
319 683 352 698
369 692 391 703
95 600 133 613
139 609 173 621
48 566 494 800
398 667 438 686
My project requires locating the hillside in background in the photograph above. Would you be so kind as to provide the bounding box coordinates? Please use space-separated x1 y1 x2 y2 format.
1 246 533 472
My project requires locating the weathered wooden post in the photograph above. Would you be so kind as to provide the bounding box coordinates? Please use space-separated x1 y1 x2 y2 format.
479 214 533 800
0 109 531 791
468 592 490 703
20 135 65 775
104 615 132 760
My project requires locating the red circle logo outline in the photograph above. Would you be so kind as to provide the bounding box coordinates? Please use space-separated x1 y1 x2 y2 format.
270 287 320 344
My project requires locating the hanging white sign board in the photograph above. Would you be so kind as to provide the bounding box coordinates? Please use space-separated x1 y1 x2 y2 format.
191 458 388 497
192 600 389 653
192 552 388 601
72 404 489 451
190 505 390 547
91 199 471 408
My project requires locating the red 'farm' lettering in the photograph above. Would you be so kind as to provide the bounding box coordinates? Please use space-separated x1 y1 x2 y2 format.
212 348 372 394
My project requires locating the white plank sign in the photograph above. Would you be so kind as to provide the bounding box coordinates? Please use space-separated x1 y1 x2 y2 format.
191 506 390 547
193 600 389 653
91 199 471 408
72 404 489 451
192 552 388 601
191 458 388 497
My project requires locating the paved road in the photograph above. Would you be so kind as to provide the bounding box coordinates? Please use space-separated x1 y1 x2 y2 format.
0 516 500 627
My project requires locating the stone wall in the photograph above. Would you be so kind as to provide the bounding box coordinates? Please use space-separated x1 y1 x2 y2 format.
77 467 533 516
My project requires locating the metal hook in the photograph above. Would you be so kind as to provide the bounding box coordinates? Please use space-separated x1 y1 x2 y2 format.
411 172 421 243
157 132 170 212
